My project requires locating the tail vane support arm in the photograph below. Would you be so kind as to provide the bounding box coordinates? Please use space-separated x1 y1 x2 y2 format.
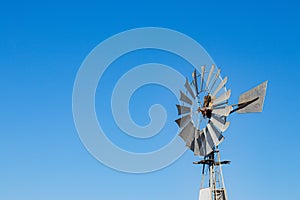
230 97 259 114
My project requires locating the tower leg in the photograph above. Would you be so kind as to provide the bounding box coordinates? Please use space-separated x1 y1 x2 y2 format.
198 148 229 200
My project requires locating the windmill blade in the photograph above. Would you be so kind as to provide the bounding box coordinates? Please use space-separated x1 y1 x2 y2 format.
212 113 226 124
213 90 231 105
212 102 228 109
188 129 199 154
178 121 195 147
200 65 205 93
192 69 199 96
198 130 206 156
180 90 193 105
176 104 192 115
206 64 215 90
208 68 221 93
175 114 192 128
198 130 208 156
203 126 214 156
237 81 268 113
193 130 206 156
212 77 228 97
207 122 224 147
210 116 230 132
184 78 196 99
212 105 232 117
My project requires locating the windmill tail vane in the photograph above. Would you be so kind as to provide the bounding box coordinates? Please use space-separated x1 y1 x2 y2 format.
175 64 267 200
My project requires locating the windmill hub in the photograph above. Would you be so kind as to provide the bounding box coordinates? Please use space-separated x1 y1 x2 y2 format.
198 94 213 119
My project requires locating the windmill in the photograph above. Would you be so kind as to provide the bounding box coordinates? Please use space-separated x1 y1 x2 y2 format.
175 65 267 200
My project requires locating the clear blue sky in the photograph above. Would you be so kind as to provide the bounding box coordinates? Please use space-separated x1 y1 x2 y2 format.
1 1 300 200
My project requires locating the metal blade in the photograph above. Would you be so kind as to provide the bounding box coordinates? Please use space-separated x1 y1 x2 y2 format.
180 90 193 105
188 138 195 152
212 102 228 109
176 104 192 115
200 65 205 93
237 81 268 113
210 116 230 132
198 130 206 156
192 69 199 96
207 122 224 146
184 78 196 99
190 129 198 155
175 114 192 128
213 90 231 105
178 121 195 146
208 68 221 93
193 129 205 156
206 64 215 90
212 77 228 97
211 113 226 124
203 127 214 156
212 105 232 117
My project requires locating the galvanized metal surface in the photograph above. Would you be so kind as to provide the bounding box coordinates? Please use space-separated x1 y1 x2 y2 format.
212 77 228 97
176 66 268 200
180 90 193 105
176 104 192 115
184 78 196 99
213 90 231 105
237 81 268 113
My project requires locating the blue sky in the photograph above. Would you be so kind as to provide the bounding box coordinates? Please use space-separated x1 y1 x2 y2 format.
1 1 300 200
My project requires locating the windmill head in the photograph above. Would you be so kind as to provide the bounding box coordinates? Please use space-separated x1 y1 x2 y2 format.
175 65 268 158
